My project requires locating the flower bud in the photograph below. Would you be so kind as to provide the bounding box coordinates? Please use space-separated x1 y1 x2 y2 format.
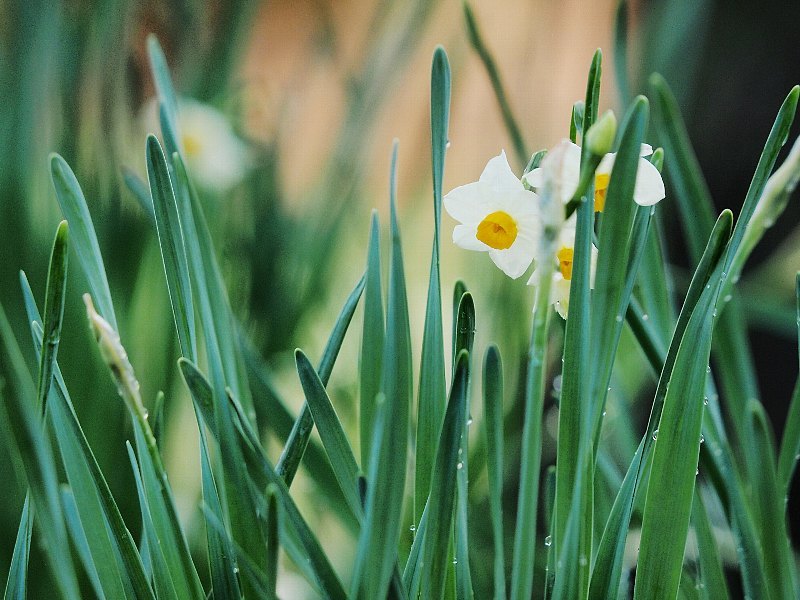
585 110 617 157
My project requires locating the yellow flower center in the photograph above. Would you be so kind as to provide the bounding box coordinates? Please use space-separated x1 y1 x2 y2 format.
557 246 574 280
594 173 610 212
476 211 518 250
182 133 203 157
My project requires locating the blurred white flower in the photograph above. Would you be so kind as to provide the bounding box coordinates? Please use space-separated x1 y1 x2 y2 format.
141 97 250 192
524 140 665 211
444 151 541 278
528 214 598 319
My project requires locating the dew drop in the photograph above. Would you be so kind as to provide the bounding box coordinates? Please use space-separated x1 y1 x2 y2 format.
706 366 711 374
457 462 463 470
452 558 458 565
699 434 705 444
446 140 452 149
615 314 623 323
579 555 588 566
712 308 717 317
642 313 650 321
724 294 732 303
652 429 659 440
467 417 473 426
696 468 700 476
602 410 607 417
703 397 709 406
410 524 416 532
544 535 552 547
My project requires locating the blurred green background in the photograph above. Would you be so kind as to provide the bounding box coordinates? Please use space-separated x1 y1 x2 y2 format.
2 0 799 597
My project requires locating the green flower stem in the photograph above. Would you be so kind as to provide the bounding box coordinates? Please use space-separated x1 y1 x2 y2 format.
510 257 554 600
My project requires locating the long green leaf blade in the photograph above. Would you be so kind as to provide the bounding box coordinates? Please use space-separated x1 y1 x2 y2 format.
420 351 469 600
145 135 196 360
778 272 800 494
198 426 240 600
276 274 365 485
295 348 362 519
749 401 796 599
22 283 154 600
415 45 450 527
590 96 650 433
689 489 729 599
634 273 720 598
35 221 68 414
50 154 117 330
0 303 80 599
550 51 601 585
352 140 411 599
3 496 33 600
179 358 347 598
483 345 506 600
360 210 384 467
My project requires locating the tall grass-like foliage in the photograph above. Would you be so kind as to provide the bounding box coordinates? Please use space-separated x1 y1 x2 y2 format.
2 9 800 600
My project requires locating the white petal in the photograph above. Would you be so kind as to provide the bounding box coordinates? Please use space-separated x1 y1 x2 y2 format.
549 141 582 204
453 223 489 251
633 158 666 206
488 235 537 279
551 275 572 319
444 181 488 224
479 150 524 195
640 143 654 157
494 188 540 221
597 153 615 176
523 167 544 187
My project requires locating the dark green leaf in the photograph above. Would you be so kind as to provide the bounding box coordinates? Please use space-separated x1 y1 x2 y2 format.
0 303 80 599
295 349 362 519
3 496 32 600
360 211 384 467
36 221 68 414
420 351 469 600
276 274 365 485
352 141 411 599
146 135 196 360
483 346 506 600
50 154 117 330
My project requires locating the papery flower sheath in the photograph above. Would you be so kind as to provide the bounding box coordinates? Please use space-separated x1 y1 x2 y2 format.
444 151 541 278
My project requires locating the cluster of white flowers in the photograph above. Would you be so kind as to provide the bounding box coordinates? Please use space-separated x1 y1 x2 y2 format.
443 120 665 319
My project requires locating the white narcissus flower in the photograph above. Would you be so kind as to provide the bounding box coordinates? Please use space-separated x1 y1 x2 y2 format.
528 214 598 319
523 140 665 211
444 151 541 279
177 99 251 192
141 97 251 192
